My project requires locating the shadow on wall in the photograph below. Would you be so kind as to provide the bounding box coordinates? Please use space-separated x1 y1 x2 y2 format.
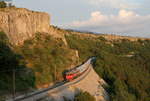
0 32 36 100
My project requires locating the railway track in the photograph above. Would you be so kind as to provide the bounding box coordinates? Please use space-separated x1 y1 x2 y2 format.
7 62 92 101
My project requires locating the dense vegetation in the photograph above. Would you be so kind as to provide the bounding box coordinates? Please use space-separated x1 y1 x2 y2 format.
0 32 77 100
0 32 35 100
15 33 77 86
1 29 150 101
65 34 150 101
74 91 96 101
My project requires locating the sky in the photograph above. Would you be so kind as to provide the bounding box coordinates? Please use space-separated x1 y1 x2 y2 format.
13 0 150 37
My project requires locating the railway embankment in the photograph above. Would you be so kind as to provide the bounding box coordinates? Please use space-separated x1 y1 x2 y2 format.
41 65 109 101
71 65 109 101
7 61 109 101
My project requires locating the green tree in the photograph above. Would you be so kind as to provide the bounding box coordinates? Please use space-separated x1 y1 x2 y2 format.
0 32 35 98
65 33 150 101
74 91 95 101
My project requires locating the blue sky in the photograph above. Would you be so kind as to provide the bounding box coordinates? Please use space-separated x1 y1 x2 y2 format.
13 0 150 37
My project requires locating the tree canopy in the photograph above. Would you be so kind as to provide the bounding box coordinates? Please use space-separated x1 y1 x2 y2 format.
74 91 95 101
65 34 150 101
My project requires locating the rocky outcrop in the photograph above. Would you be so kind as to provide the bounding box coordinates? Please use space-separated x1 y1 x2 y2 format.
0 8 50 45
1 7 149 45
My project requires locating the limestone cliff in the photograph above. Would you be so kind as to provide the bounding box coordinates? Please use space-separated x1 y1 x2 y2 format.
0 7 149 45
0 8 50 45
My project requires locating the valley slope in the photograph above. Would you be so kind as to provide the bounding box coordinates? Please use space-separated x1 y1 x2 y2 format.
0 8 150 101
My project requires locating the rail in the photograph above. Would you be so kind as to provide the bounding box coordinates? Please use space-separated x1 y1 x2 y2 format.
7 57 95 101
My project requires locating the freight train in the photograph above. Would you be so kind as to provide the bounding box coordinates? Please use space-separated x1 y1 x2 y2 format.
65 57 96 81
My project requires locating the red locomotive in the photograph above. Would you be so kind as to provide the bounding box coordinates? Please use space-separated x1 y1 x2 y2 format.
65 57 96 81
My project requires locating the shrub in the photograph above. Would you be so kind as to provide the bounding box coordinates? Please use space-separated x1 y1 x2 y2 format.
15 33 75 85
74 91 95 101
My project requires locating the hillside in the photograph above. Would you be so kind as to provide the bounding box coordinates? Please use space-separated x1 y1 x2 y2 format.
65 33 150 101
0 8 150 101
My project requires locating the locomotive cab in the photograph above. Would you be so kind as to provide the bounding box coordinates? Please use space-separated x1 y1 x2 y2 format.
64 57 96 82
65 73 77 81
65 68 79 81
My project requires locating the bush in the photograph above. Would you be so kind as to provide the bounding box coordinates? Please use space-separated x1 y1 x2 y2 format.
74 91 95 101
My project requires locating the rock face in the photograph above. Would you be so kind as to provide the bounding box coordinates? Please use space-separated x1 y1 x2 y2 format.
0 8 50 45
